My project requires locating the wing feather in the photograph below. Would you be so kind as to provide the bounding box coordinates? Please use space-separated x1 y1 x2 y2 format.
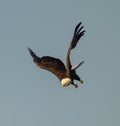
66 22 85 75
71 22 85 50
28 48 66 80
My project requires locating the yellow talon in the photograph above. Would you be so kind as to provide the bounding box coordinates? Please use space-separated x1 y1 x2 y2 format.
73 84 78 88
80 80 83 84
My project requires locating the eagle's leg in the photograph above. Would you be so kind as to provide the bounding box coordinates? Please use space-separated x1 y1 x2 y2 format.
74 74 83 84
71 82 78 88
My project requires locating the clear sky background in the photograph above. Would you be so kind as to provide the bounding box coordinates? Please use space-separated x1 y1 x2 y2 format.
0 0 120 126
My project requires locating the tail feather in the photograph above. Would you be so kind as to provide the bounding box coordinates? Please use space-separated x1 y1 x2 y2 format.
71 61 84 70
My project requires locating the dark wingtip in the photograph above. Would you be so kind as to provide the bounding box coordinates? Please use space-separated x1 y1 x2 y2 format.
77 22 82 27
74 22 82 33
27 47 37 59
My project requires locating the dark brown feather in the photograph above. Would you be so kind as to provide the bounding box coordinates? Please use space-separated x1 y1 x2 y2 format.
28 47 67 80
66 22 85 75
37 56 67 80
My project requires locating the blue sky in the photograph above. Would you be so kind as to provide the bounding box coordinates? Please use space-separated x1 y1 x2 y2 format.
0 0 120 126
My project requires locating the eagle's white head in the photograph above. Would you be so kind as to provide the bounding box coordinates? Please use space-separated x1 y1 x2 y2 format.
61 78 72 88
61 78 78 88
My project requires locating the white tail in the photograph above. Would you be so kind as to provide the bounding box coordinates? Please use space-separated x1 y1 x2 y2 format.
71 61 84 70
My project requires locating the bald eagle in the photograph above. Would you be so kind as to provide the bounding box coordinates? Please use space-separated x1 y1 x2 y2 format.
28 22 85 88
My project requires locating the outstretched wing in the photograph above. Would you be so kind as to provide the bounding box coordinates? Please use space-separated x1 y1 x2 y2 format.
66 22 85 75
28 48 66 80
